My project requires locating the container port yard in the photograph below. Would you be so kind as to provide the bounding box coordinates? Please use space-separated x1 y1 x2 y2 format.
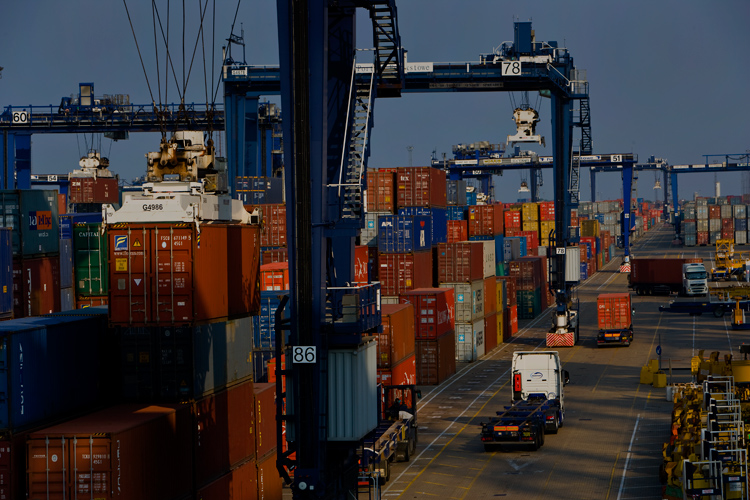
1 2 750 500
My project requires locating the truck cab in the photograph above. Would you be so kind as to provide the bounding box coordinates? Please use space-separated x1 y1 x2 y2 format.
511 351 567 408
682 263 708 296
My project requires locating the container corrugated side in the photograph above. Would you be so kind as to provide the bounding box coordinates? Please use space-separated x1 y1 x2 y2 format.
378 303 415 368
73 222 108 296
0 190 60 258
195 457 258 500
437 280 484 323
399 288 455 340
328 341 377 441
415 331 455 385
253 382 277 461
0 228 12 317
455 319 484 362
13 256 61 318
27 404 192 500
227 224 261 316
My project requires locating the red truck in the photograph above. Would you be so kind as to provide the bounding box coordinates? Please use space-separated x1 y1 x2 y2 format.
597 293 633 347
628 258 703 295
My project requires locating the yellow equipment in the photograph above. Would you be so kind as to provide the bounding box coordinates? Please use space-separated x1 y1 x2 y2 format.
713 238 750 280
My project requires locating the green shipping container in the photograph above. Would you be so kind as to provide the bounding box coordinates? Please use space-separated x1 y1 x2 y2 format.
73 222 108 296
517 289 542 320
496 261 508 277
0 190 60 257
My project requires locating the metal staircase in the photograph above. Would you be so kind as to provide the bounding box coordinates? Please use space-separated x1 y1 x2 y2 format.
569 150 581 205
368 0 403 97
339 62 375 221
578 97 592 155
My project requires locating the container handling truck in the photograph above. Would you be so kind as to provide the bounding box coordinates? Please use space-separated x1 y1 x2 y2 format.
597 293 633 346
480 351 569 451
628 258 706 296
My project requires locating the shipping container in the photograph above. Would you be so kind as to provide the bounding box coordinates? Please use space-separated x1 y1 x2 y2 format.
377 353 416 387
378 303 416 368
256 451 284 500
509 257 543 291
109 223 238 326
260 262 290 292
415 331 456 385
580 219 600 237
538 201 555 221
446 180 468 206
367 169 396 213
13 255 60 318
396 166 447 208
262 247 288 264
361 212 380 247
73 222 108 296
118 316 254 401
521 202 538 222
68 176 119 204
437 280 484 323
504 209 522 230
258 204 287 247
447 220 468 243
484 276 497 315
253 383 277 460
400 207 448 244
228 224 262 316
77 295 108 308
328 342 377 441
195 457 258 500
27 404 192 500
378 214 432 253
456 319 485 362
597 293 632 331
354 245 369 283
447 205 467 221
480 240 496 278
399 288 455 340
436 242 484 283
0 190 60 258
467 204 503 237
60 287 74 311
496 276 517 306
378 252 433 296
517 288 543 319
252 349 275 383
484 313 498 353
0 229 12 318
194 379 256 488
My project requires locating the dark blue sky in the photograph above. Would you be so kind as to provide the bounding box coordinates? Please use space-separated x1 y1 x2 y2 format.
2 1 749 202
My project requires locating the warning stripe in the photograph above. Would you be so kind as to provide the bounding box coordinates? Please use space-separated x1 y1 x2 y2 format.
546 332 575 347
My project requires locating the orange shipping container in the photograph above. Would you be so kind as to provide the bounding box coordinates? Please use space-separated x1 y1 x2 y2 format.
108 224 234 326
396 167 447 208
355 245 369 283
597 293 632 331
468 204 503 237
77 295 108 308
228 224 262 316
253 383 277 461
504 210 522 230
256 451 284 500
484 313 498 352
260 262 290 291
259 204 287 247
538 201 555 221
447 220 468 243
377 353 416 386
379 303 416 368
58 193 67 215
367 170 396 213
195 458 258 500
484 276 497 315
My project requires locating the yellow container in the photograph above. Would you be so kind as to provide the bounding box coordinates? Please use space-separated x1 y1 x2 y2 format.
640 365 654 384
730 360 750 383
497 311 504 344
580 219 600 237
521 202 539 221
653 371 667 388
522 220 539 233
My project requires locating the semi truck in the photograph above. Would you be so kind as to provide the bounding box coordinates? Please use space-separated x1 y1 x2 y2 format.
597 293 633 346
359 385 418 484
480 351 569 451
682 262 708 296
628 257 705 295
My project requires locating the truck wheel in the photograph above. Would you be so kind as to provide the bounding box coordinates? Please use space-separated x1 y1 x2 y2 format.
483 443 496 452
532 433 541 451
539 424 545 446
713 306 725 318
546 411 560 434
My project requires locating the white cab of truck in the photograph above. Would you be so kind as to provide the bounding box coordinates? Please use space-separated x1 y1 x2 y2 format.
682 263 708 296
511 351 568 407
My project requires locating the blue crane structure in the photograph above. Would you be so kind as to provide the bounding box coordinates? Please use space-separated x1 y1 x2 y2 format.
0 82 224 190
268 4 590 498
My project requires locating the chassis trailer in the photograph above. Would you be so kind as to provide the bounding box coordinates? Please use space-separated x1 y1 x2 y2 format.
480 351 569 451
359 385 418 484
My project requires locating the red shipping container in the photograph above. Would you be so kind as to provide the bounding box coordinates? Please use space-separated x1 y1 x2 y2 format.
259 204 287 247
400 287 455 340
195 458 258 500
697 231 709 245
722 228 734 239
13 256 61 318
496 276 517 306
367 246 379 281
519 231 539 250
415 331 456 385
69 176 119 204
509 305 518 335
77 295 108 308
377 353 416 386
262 247 288 264
355 245 369 283
467 204 503 237
0 432 30 500
597 293 632 331
396 167 447 208
538 201 555 221
379 303 416 368
722 219 734 231
228 224 261 316
367 170 397 213
253 383 276 461
709 205 721 219
509 258 543 291
436 242 484 283
260 262 290 291
484 313 498 352
504 210 522 230
58 193 67 215
484 276 497 315
108 224 229 326
378 252 433 296
27 404 192 500
256 451 284 500
194 379 255 489
447 220 468 243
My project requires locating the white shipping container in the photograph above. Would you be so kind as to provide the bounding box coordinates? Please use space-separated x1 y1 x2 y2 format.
709 218 722 232
721 204 733 219
734 205 747 219
565 247 581 282
380 295 400 305
328 341 377 441
697 219 709 232
455 319 485 362
439 280 484 322
482 240 496 278
361 212 381 246
736 231 748 245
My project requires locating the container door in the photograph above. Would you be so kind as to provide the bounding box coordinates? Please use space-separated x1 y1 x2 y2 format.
110 227 152 325
69 436 113 499
74 223 108 296
27 436 68 500
152 225 194 324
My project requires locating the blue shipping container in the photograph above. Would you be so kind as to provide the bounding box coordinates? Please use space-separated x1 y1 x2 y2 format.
398 207 448 245
737 219 748 232
580 262 588 281
0 228 12 317
466 191 478 206
447 206 467 221
505 236 527 257
253 291 291 349
59 212 102 240
0 310 107 433
60 238 73 289
378 215 432 253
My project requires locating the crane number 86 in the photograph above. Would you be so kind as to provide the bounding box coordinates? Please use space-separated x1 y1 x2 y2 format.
292 346 317 364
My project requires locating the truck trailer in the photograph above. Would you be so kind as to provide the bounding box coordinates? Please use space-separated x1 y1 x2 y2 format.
480 351 569 451
597 293 633 346
629 258 705 295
